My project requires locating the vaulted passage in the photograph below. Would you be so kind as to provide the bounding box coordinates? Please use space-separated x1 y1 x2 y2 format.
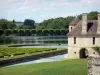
79 48 88 58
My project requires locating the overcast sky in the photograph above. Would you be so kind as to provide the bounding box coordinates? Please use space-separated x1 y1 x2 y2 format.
0 0 100 22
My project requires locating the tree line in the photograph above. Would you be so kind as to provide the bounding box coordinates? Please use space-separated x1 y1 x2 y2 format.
0 11 99 36
36 11 99 30
36 16 74 29
0 29 68 36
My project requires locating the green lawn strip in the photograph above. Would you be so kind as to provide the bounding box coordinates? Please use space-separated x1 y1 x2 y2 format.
0 48 67 61
0 59 87 75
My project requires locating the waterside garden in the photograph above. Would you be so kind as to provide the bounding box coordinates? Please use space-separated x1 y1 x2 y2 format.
0 48 67 61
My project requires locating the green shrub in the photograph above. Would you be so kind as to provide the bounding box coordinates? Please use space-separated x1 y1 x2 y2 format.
93 47 100 53
0 48 59 58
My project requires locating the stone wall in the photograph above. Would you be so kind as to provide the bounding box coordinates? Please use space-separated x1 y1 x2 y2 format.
68 37 100 48
88 57 100 75
67 37 100 59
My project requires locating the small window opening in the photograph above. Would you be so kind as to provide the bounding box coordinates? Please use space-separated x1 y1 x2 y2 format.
87 22 93 32
74 52 76 54
93 52 95 54
74 37 76 44
71 27 72 30
93 37 95 45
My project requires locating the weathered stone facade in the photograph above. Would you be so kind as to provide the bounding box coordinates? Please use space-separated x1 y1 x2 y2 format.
67 13 100 59
88 57 100 75
67 37 100 59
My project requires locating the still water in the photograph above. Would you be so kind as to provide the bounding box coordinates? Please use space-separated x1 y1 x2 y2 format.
9 54 68 67
17 45 67 48
0 36 67 44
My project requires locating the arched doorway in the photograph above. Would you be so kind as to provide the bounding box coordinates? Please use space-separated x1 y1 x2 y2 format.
79 48 88 58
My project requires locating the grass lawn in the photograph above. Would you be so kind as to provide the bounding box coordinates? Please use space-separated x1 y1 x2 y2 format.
0 59 87 75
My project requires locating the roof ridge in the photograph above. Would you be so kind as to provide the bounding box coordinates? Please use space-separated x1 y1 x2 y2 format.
69 17 80 26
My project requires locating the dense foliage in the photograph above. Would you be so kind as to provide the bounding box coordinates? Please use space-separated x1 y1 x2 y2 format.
0 19 16 30
36 16 74 29
88 11 99 20
78 11 99 20
0 11 99 36
24 19 35 26
0 29 68 36
36 11 99 30
93 47 100 53
23 19 35 29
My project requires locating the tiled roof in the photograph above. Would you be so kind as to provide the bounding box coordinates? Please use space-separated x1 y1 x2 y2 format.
67 20 99 36
69 17 80 26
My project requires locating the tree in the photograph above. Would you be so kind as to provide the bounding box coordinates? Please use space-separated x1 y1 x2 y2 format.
36 16 74 30
60 29 67 35
0 19 16 30
31 29 36 36
25 29 31 36
0 29 4 36
42 30 49 36
4 29 12 36
55 30 61 35
78 11 99 20
11 19 16 29
12 29 18 36
17 25 24 29
49 30 55 36
0 19 9 30
18 29 25 36
88 11 99 20
24 19 35 26
36 30 42 36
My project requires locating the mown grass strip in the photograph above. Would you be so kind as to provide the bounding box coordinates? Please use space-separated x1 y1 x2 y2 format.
0 59 87 75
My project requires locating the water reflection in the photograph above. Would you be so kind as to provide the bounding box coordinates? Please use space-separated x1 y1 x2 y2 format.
0 36 67 44
17 45 67 48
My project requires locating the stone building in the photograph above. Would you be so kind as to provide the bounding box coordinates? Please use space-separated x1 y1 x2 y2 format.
67 13 100 59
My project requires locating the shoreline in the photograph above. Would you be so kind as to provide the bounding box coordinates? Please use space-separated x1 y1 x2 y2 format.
0 49 67 67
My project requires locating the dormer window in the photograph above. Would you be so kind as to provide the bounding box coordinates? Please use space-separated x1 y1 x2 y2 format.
87 22 93 32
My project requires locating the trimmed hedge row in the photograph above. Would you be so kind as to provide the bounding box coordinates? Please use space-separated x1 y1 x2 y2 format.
0 29 68 36
0 48 57 58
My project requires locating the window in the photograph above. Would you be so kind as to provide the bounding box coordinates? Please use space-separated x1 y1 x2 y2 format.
93 52 95 54
93 37 95 45
71 27 72 30
74 37 76 44
74 52 76 54
87 23 93 32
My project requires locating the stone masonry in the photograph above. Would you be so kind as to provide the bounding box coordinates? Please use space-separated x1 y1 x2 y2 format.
88 57 100 75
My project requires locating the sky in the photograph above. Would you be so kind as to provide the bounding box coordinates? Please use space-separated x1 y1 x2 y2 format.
0 0 100 23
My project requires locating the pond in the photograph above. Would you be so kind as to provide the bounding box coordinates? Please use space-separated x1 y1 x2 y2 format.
9 54 68 67
17 45 67 48
0 36 67 44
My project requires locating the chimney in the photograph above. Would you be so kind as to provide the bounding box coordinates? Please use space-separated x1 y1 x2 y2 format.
97 14 100 34
82 13 87 34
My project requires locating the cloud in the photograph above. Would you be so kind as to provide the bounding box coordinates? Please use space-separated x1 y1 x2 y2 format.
80 0 100 5
0 0 100 22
